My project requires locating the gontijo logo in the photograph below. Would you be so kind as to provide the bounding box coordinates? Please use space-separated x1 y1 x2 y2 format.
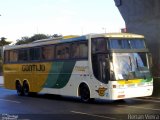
22 64 45 72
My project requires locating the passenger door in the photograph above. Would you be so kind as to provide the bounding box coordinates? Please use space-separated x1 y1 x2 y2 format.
97 54 110 83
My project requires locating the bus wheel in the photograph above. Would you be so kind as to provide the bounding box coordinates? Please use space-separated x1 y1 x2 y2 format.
23 81 29 96
16 81 23 96
79 84 90 102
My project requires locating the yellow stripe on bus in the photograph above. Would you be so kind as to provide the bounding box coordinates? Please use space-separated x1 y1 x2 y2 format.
117 79 142 85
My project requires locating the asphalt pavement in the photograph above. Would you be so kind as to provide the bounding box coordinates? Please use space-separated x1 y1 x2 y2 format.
0 87 160 120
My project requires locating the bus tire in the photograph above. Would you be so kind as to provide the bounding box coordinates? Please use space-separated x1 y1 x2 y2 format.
79 83 90 102
23 81 29 96
16 81 23 96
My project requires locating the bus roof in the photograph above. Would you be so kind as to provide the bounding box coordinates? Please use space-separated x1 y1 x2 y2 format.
4 33 144 50
91 33 144 38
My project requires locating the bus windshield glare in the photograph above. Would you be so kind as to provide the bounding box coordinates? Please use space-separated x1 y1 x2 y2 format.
112 53 151 80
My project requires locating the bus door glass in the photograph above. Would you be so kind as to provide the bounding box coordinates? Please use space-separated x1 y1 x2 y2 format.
97 54 110 83
91 37 110 83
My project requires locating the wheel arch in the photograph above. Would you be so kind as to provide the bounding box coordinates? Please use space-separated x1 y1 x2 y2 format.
78 82 91 97
15 80 22 87
15 79 23 96
23 79 30 90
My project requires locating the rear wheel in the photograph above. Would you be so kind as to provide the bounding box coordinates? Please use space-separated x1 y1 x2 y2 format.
79 84 90 102
16 82 23 96
23 81 29 96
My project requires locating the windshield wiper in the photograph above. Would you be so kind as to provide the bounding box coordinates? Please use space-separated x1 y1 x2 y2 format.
129 56 132 70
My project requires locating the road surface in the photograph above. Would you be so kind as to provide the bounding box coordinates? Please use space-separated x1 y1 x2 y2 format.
0 86 160 120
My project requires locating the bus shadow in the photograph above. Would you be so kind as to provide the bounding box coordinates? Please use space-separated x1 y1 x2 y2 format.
1 88 147 106
24 93 147 106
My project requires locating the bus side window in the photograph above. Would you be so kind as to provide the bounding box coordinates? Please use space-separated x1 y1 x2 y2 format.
56 45 61 59
72 43 79 58
4 51 10 63
64 46 70 59
42 45 54 60
92 38 106 53
56 44 70 60
29 47 41 61
18 49 28 62
72 42 88 59
63 44 70 59
56 49 62 59
9 50 18 62
79 43 88 58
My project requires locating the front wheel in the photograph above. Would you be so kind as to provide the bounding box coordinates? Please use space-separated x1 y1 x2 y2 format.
80 84 90 102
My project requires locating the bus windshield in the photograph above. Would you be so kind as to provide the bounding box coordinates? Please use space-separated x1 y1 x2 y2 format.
109 39 146 49
112 53 151 80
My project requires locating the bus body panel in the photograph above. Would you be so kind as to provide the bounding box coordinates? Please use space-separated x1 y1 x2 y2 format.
110 86 153 100
4 61 89 95
4 62 51 92
40 61 90 96
3 33 154 101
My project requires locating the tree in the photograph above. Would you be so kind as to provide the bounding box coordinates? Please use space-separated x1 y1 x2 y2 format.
15 34 63 45
16 36 30 45
16 34 50 45
29 34 49 42
0 37 11 75
0 37 11 46
52 34 62 38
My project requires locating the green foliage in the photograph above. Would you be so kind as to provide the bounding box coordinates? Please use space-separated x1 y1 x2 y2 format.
15 34 63 45
15 36 29 45
16 34 49 45
0 37 11 46
0 37 11 74
29 34 49 42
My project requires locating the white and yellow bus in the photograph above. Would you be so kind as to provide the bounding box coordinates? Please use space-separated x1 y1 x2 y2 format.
3 33 153 102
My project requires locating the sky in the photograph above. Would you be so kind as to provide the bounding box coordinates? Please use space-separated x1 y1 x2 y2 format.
0 0 125 42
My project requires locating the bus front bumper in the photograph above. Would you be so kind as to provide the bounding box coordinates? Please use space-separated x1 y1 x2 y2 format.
110 86 153 100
